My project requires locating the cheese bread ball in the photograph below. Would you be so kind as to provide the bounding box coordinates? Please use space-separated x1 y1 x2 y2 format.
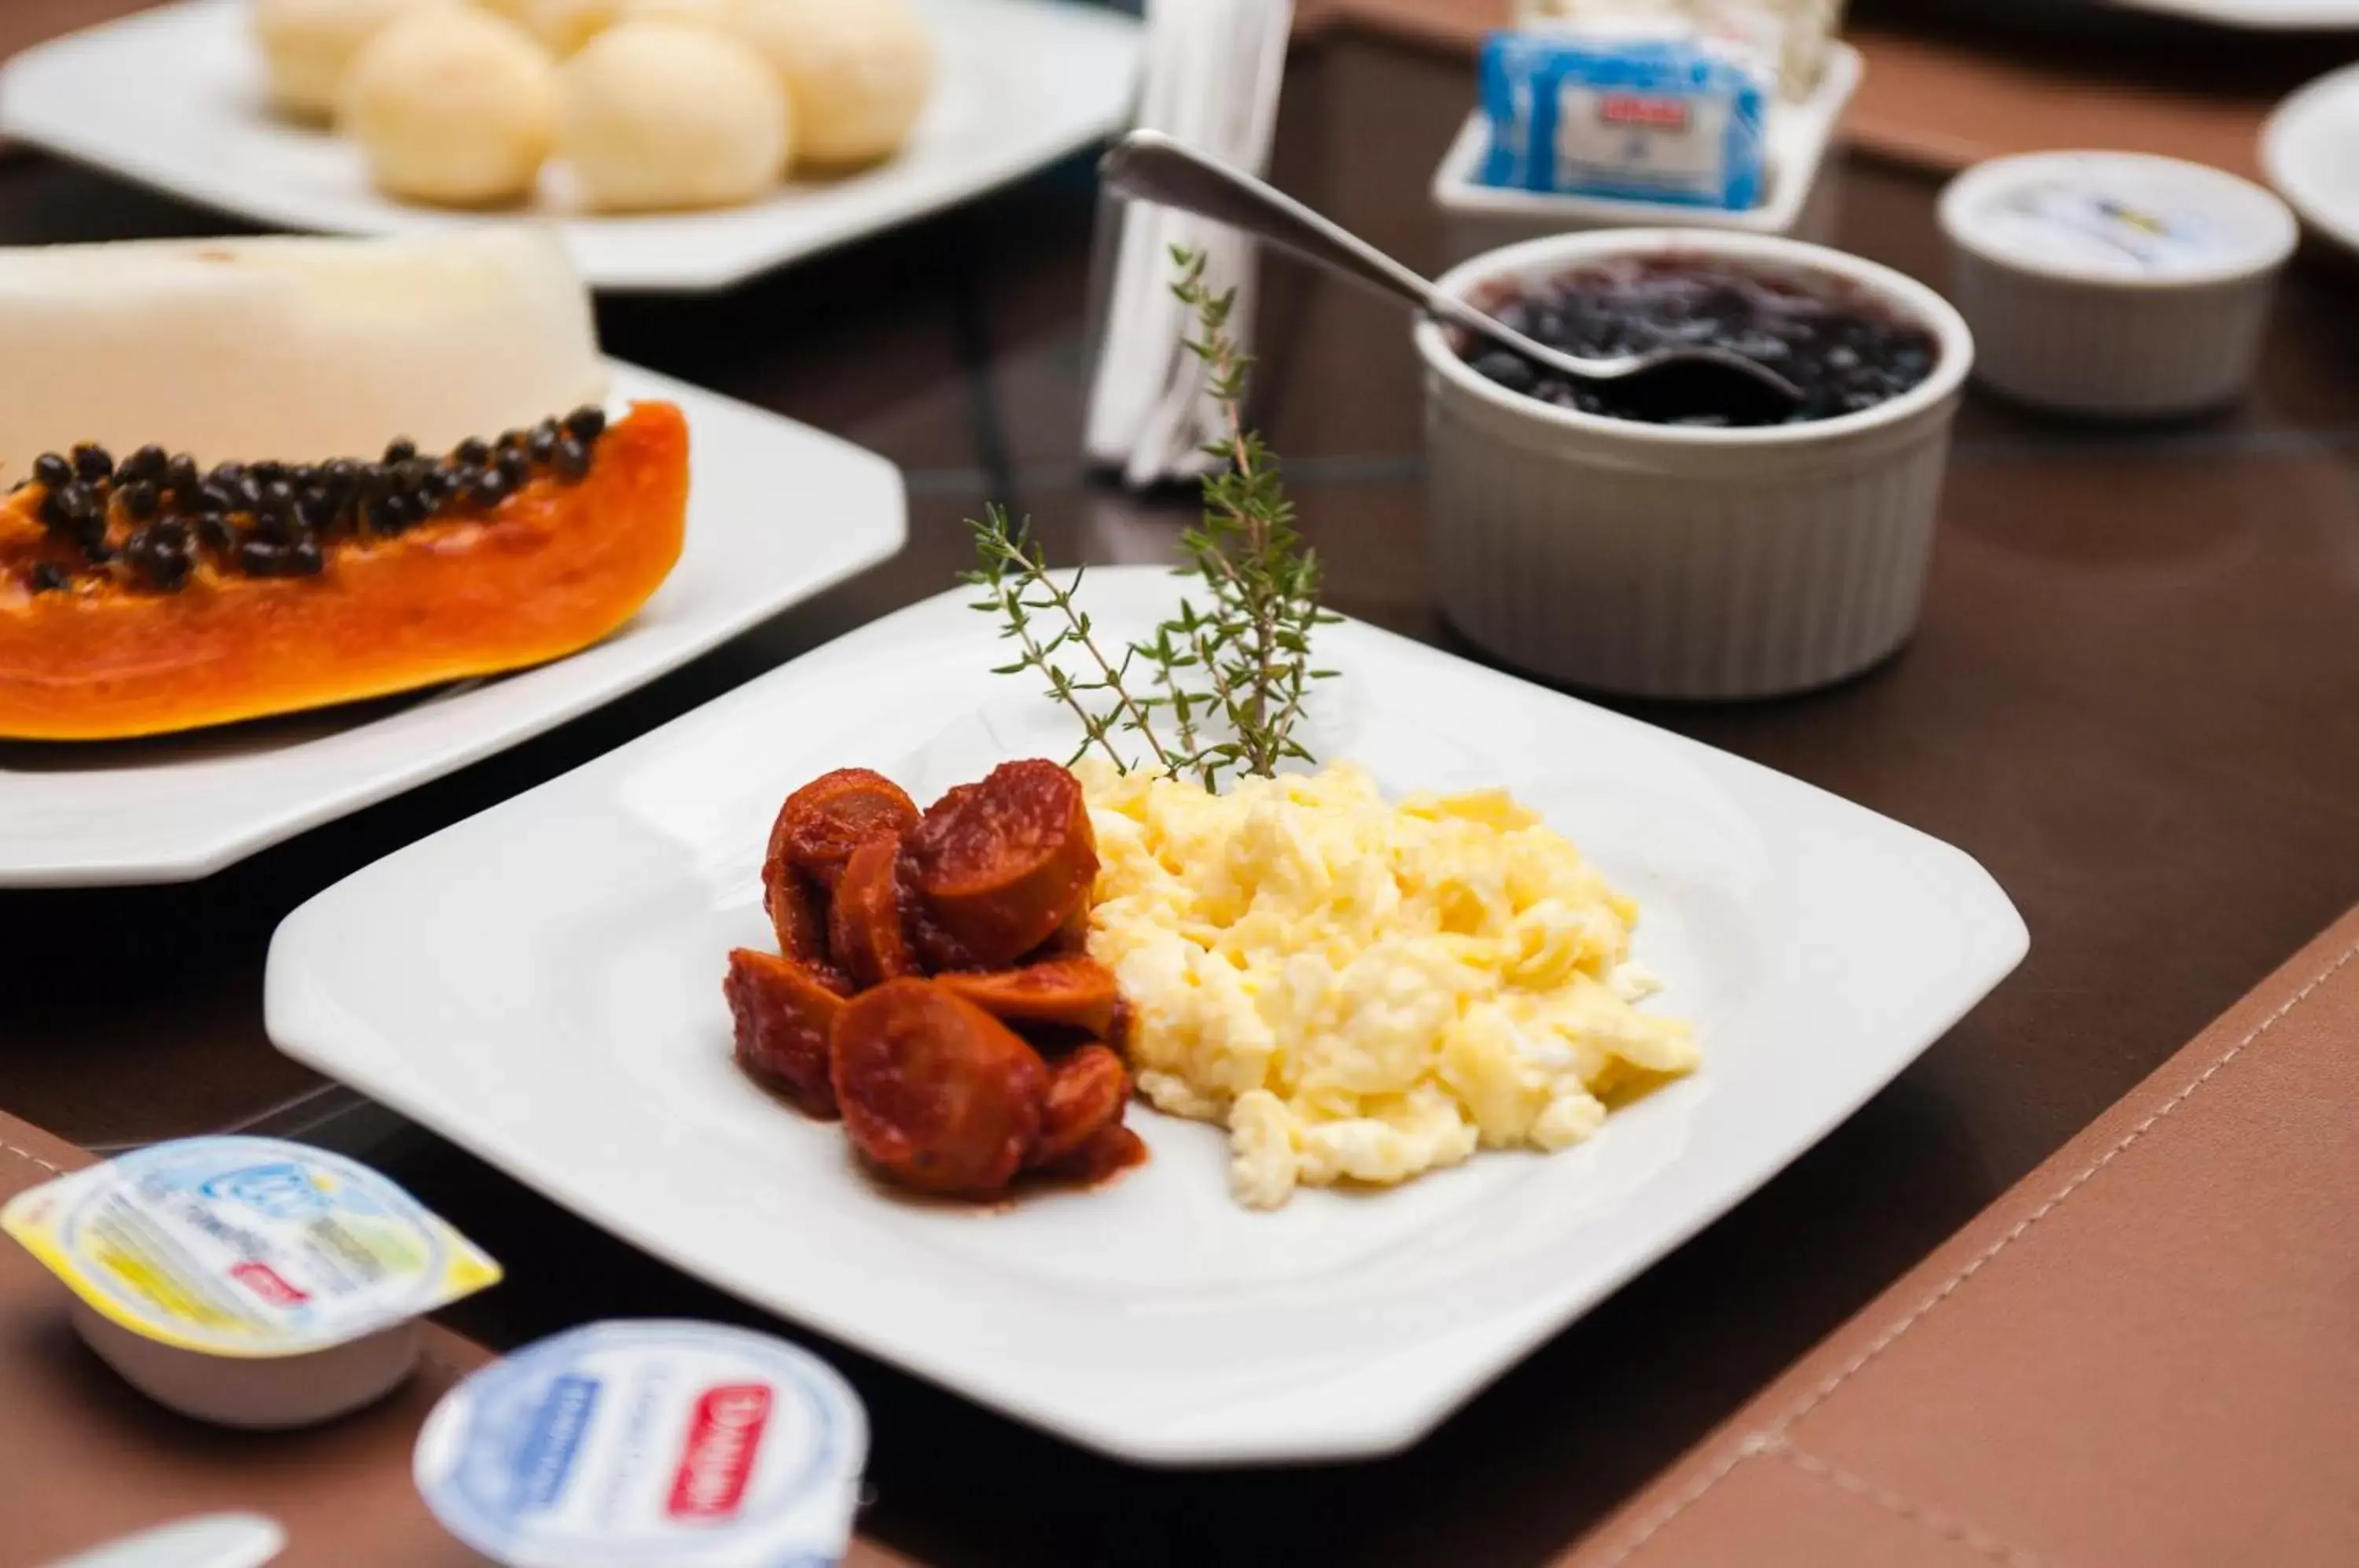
477 0 623 56
340 9 558 207
618 0 737 24
730 0 933 168
558 21 789 212
249 0 460 121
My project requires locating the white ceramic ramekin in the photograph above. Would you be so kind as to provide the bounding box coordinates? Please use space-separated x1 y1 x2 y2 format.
1416 229 1974 700
1938 151 2296 419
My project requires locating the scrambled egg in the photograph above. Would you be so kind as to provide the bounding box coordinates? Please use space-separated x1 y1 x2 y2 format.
1075 760 1698 1209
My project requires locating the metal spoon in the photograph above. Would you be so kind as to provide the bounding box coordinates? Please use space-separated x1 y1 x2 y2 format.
1098 129 1805 416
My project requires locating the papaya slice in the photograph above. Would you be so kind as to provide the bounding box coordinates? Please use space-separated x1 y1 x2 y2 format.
0 400 689 740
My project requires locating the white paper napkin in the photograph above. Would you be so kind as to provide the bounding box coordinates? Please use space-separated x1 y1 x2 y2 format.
1084 0 1293 488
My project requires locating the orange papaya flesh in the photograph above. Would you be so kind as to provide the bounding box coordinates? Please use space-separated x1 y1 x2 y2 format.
0 399 689 741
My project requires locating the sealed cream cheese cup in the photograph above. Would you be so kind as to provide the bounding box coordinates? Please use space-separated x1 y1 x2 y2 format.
1940 150 2297 418
1 1136 499 1429
414 1320 869 1567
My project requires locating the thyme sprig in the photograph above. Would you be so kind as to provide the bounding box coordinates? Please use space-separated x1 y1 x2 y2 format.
962 246 1338 790
964 510 1176 774
1150 248 1341 784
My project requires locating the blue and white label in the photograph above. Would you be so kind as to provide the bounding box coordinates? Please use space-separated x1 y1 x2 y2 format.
1976 180 2236 277
1950 154 2297 282
415 1320 867 1568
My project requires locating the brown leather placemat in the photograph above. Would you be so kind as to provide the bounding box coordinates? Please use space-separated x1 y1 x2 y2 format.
1296 0 2298 179
1555 904 2359 1566
0 1110 913 1567
1838 23 2279 182
0 0 150 64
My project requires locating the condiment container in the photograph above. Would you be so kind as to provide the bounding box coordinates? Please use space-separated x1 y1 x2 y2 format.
413 1320 869 1568
1433 42 1860 263
1474 29 1772 208
1416 228 1972 699
1 1136 499 1429
1938 150 2297 418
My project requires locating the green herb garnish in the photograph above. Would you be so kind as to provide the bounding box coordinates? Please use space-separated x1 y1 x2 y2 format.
964 247 1339 790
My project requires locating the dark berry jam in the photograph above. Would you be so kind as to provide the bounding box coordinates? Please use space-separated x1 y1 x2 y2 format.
1459 258 1940 427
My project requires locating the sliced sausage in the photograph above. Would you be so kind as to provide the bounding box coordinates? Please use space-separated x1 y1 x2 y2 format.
1036 1122 1148 1186
900 760 1099 970
1026 1043 1131 1169
830 978 1047 1198
934 956 1121 1039
771 767 918 893
724 948 847 1118
760 861 845 991
827 836 915 991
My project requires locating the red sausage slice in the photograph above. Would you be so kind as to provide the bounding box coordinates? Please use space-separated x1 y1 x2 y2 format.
1036 1122 1148 1186
1032 898 1092 959
900 760 1098 970
934 956 1121 1040
827 836 916 991
771 767 918 894
830 978 1047 1198
1025 1043 1131 1169
724 948 847 1118
760 863 844 991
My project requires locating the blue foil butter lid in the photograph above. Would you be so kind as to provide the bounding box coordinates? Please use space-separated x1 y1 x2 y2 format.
1478 28 1768 209
414 1320 869 1567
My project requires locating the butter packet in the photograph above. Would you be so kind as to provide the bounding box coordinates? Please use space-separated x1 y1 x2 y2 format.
1 1135 499 1357
1478 28 1769 208
414 1320 870 1568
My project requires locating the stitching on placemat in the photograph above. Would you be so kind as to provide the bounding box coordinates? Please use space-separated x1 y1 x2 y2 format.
0 1139 68 1179
1595 933 2359 1567
1599 1435 1776 1564
1779 1445 2050 1568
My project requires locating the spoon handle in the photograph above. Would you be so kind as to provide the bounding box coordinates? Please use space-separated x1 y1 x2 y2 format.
1097 127 1805 408
1099 130 1485 335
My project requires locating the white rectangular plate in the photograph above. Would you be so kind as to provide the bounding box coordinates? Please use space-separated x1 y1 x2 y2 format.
2100 0 2359 27
264 568 2026 1465
0 362 904 886
0 0 1143 293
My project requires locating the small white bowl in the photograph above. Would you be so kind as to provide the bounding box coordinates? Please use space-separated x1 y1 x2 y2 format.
72 1301 421 1430
1939 151 2296 418
1416 229 1973 701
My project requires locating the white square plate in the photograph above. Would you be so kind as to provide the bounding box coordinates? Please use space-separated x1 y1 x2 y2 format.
0 0 1143 293
0 362 904 887
264 568 2026 1465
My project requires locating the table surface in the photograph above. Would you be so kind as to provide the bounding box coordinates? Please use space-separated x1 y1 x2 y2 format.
6 17 2359 1568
